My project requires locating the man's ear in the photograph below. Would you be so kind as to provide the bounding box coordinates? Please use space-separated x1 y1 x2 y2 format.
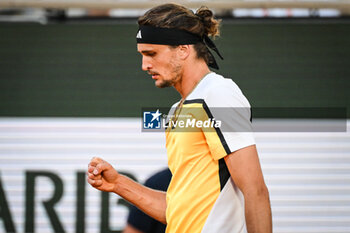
177 45 191 60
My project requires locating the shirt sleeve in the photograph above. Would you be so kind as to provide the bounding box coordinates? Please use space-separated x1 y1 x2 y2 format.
203 80 255 160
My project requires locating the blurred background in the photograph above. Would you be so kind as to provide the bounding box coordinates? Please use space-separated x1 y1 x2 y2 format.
0 0 349 232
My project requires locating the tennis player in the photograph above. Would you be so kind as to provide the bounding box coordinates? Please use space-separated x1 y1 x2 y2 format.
87 3 272 233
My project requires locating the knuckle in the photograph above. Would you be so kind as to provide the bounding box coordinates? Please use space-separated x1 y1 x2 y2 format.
92 157 102 162
95 180 102 186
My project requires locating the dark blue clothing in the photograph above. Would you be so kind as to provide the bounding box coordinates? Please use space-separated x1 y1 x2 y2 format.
127 168 172 233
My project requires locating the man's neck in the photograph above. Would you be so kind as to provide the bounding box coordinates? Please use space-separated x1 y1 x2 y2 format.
174 60 211 99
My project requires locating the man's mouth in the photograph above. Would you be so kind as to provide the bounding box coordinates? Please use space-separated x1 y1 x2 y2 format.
148 71 159 79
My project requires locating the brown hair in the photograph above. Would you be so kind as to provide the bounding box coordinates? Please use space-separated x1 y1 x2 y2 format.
138 3 221 65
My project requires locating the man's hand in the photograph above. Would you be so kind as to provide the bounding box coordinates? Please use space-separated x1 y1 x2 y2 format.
87 157 167 223
87 157 119 193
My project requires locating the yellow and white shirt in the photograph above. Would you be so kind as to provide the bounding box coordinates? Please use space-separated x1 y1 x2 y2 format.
165 72 255 233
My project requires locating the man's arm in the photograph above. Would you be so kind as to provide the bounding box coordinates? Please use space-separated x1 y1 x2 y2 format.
87 157 167 224
224 145 272 233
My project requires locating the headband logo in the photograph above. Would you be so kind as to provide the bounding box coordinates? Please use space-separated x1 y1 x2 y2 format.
136 30 142 39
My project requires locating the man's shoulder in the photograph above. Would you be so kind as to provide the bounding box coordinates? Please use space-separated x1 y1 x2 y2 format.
202 72 235 89
187 72 249 108
191 72 242 98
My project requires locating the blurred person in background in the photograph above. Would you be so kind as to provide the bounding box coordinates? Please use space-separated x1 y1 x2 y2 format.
87 3 272 233
123 168 171 233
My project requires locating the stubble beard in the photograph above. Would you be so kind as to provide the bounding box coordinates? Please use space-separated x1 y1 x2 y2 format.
156 61 182 88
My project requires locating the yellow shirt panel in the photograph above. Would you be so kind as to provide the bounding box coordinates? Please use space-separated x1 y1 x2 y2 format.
165 103 228 233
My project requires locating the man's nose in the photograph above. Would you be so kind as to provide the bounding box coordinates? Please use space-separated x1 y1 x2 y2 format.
142 56 152 71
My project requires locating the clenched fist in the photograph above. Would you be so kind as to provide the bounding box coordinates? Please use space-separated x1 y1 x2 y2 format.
87 157 119 193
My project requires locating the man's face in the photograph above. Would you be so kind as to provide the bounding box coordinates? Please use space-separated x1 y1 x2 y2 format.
137 44 182 88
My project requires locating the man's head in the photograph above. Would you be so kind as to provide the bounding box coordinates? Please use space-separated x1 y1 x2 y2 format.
136 3 221 88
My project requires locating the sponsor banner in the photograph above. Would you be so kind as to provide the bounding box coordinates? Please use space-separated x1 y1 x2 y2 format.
1 118 349 233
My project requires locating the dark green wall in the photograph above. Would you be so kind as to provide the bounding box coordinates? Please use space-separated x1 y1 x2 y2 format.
0 20 349 117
